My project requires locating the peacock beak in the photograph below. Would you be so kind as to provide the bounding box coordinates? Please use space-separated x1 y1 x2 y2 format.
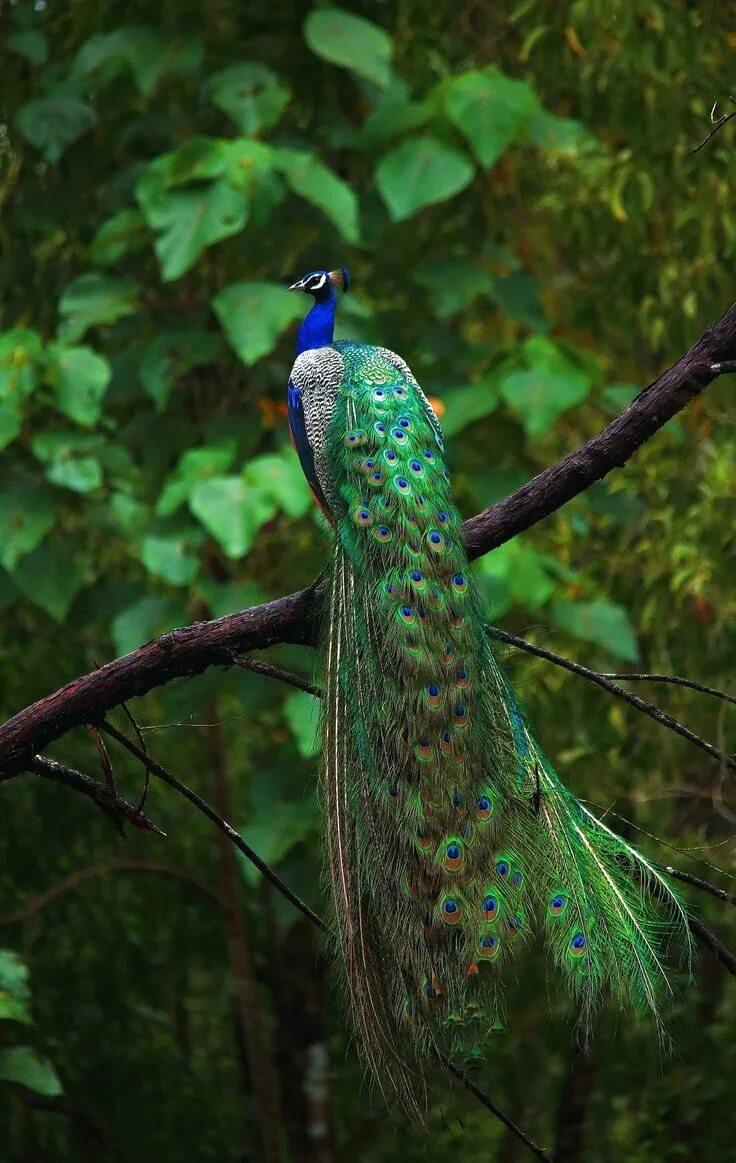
288 277 307 291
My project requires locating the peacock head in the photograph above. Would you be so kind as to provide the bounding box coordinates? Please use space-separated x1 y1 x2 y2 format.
288 267 350 301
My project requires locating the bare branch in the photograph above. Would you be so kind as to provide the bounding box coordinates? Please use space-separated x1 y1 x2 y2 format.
2 299 736 771
10 755 166 836
691 97 736 154
601 673 736 708
98 719 328 934
488 627 736 773
0 860 222 925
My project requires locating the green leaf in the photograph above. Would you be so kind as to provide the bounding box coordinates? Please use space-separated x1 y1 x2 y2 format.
244 450 312 518
492 272 547 331
443 68 540 169
0 951 32 1026
58 274 140 342
376 136 474 221
156 442 237 517
90 209 148 267
140 329 223 410
441 383 499 437
15 94 96 162
475 541 559 611
0 1047 63 1097
552 599 640 663
73 27 203 97
498 337 591 436
141 535 199 586
141 181 247 281
6 31 48 64
12 541 85 621
0 487 55 571
46 454 102 494
416 258 492 319
212 282 304 366
275 148 359 242
239 793 318 886
189 476 275 558
304 7 393 88
208 63 290 134
111 596 189 656
354 83 431 147
283 690 320 758
0 402 21 451
0 329 44 400
47 344 111 427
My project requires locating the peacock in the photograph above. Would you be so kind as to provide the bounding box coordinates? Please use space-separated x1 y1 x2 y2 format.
286 266 692 1111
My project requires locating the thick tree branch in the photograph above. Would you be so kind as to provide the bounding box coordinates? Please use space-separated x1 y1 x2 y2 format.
1 305 735 772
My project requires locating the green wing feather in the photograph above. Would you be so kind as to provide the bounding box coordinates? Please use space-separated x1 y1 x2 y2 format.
311 340 691 1104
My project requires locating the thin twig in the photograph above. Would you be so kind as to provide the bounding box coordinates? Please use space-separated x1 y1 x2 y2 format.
444 1058 554 1161
98 719 328 934
27 755 165 836
487 627 735 773
688 915 736 976
231 653 322 697
86 724 116 794
120 700 151 814
691 98 736 154
659 864 736 907
0 860 222 924
100 719 549 1160
601 672 736 708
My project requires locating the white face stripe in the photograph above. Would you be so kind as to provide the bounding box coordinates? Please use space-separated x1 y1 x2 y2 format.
308 273 327 291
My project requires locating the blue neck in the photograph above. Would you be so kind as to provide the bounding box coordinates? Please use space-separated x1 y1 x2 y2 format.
295 288 337 356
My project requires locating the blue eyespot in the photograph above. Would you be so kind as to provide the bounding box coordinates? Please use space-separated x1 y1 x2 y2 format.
428 683 440 697
446 843 460 860
438 511 449 523
496 860 509 877
480 935 496 949
444 899 458 914
429 532 441 545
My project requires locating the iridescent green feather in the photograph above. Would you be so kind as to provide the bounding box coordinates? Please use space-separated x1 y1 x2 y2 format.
310 341 691 1106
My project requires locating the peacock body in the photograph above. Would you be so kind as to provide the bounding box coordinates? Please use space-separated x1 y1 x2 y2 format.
286 267 691 1108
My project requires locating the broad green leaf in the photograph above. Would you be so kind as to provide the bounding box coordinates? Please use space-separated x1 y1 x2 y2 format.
441 383 499 437
498 337 591 436
156 442 237 517
90 209 148 267
475 541 559 611
47 344 111 427
15 95 96 162
189 476 275 558
140 329 223 410
244 451 312 518
0 487 55 571
12 541 85 621
0 951 32 1026
0 1047 63 1097
46 455 102 493
443 68 540 169
137 139 230 202
283 690 320 758
213 282 304 366
530 110 593 152
0 402 21 451
0 329 44 400
376 136 474 221
416 258 492 319
238 794 318 886
6 31 48 64
141 535 199 586
276 148 359 242
552 599 640 663
111 596 189 655
208 63 290 134
58 274 140 342
141 181 247 281
354 84 431 147
73 27 203 96
492 272 547 331
304 7 393 88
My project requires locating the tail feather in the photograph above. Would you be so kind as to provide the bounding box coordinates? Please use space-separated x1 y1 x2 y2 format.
309 341 692 1106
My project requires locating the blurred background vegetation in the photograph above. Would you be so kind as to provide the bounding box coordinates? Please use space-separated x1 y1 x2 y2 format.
1 1 735 1159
